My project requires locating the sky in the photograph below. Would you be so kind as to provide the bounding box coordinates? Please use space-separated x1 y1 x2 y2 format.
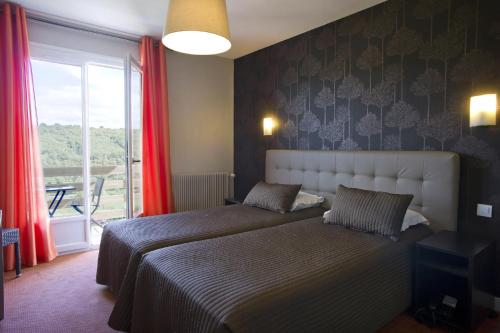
31 59 141 129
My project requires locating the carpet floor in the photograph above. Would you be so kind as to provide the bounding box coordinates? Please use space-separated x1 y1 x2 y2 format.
1 250 498 333
1 250 114 333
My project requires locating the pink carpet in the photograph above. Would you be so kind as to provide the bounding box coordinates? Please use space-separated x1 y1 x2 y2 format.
1 250 116 333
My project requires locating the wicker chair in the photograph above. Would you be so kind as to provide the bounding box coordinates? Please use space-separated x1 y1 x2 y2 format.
0 209 23 321
0 210 3 321
0 211 21 277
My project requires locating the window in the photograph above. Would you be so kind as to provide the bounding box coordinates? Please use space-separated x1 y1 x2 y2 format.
88 64 127 222
32 59 83 218
31 43 142 249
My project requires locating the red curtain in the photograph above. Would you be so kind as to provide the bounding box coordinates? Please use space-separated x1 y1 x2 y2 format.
0 3 57 270
140 37 175 215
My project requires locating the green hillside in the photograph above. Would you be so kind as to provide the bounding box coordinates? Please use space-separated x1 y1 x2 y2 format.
38 123 126 167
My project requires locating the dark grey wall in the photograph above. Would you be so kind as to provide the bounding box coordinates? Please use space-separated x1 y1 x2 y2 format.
234 0 500 293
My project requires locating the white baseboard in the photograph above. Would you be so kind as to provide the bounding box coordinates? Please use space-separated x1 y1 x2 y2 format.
56 241 89 254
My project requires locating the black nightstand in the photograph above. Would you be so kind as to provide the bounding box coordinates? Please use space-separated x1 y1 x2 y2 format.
414 231 496 332
224 198 241 206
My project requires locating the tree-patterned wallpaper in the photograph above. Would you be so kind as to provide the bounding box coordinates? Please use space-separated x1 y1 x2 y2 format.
235 0 500 291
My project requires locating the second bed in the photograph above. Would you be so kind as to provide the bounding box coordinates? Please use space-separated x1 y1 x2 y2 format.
128 217 432 332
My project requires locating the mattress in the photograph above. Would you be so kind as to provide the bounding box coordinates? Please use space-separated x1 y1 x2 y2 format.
128 217 432 333
98 204 324 331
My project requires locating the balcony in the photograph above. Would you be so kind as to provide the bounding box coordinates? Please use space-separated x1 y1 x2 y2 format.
44 165 129 245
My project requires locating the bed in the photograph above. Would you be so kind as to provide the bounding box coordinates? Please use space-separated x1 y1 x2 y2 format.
131 218 431 333
99 203 324 330
119 150 460 332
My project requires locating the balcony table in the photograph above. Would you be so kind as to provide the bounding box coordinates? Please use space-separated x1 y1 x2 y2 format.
46 185 76 217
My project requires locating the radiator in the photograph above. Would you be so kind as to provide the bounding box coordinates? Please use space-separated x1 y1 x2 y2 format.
172 172 235 212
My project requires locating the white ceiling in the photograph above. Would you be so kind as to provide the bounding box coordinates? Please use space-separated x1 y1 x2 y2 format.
15 0 385 59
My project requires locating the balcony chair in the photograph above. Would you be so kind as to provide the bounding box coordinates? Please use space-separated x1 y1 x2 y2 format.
70 177 105 228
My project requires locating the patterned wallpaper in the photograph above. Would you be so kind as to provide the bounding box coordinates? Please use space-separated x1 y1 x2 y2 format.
234 0 500 291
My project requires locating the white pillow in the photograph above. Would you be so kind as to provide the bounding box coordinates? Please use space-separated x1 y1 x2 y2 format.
401 209 430 231
322 208 429 231
291 191 325 211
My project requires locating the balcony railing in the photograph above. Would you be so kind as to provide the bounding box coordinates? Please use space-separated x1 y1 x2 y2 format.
43 165 130 221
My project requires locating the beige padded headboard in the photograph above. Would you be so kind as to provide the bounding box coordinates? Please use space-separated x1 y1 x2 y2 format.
266 150 460 231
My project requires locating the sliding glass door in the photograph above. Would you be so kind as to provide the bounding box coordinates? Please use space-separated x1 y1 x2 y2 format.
31 43 142 251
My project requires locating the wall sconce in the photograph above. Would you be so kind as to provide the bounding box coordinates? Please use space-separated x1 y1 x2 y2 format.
263 117 275 136
470 94 497 127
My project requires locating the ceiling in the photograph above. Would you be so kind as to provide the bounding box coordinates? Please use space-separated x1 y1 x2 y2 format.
15 0 385 59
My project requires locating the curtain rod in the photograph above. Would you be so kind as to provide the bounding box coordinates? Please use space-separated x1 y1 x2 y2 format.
25 9 142 44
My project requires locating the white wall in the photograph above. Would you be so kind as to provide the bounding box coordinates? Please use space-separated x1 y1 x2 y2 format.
167 51 234 175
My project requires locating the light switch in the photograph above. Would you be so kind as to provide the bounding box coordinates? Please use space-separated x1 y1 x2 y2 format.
477 204 493 218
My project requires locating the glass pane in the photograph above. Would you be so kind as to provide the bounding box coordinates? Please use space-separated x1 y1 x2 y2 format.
131 64 142 216
32 59 84 218
87 64 126 236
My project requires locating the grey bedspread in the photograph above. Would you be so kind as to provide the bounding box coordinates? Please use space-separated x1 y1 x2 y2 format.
129 218 431 333
98 204 324 331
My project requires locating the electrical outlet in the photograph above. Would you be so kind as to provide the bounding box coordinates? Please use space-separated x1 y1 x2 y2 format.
476 204 493 218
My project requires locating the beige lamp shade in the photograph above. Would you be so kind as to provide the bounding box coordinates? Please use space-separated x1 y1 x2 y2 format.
470 94 497 127
263 117 274 136
162 0 231 55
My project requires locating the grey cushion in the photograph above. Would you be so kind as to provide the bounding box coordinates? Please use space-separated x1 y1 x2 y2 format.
244 181 301 213
324 185 413 241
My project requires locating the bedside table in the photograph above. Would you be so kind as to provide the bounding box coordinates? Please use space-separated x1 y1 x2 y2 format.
224 198 241 206
414 231 496 331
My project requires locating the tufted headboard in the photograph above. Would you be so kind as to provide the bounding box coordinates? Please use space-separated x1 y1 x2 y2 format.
266 150 460 231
